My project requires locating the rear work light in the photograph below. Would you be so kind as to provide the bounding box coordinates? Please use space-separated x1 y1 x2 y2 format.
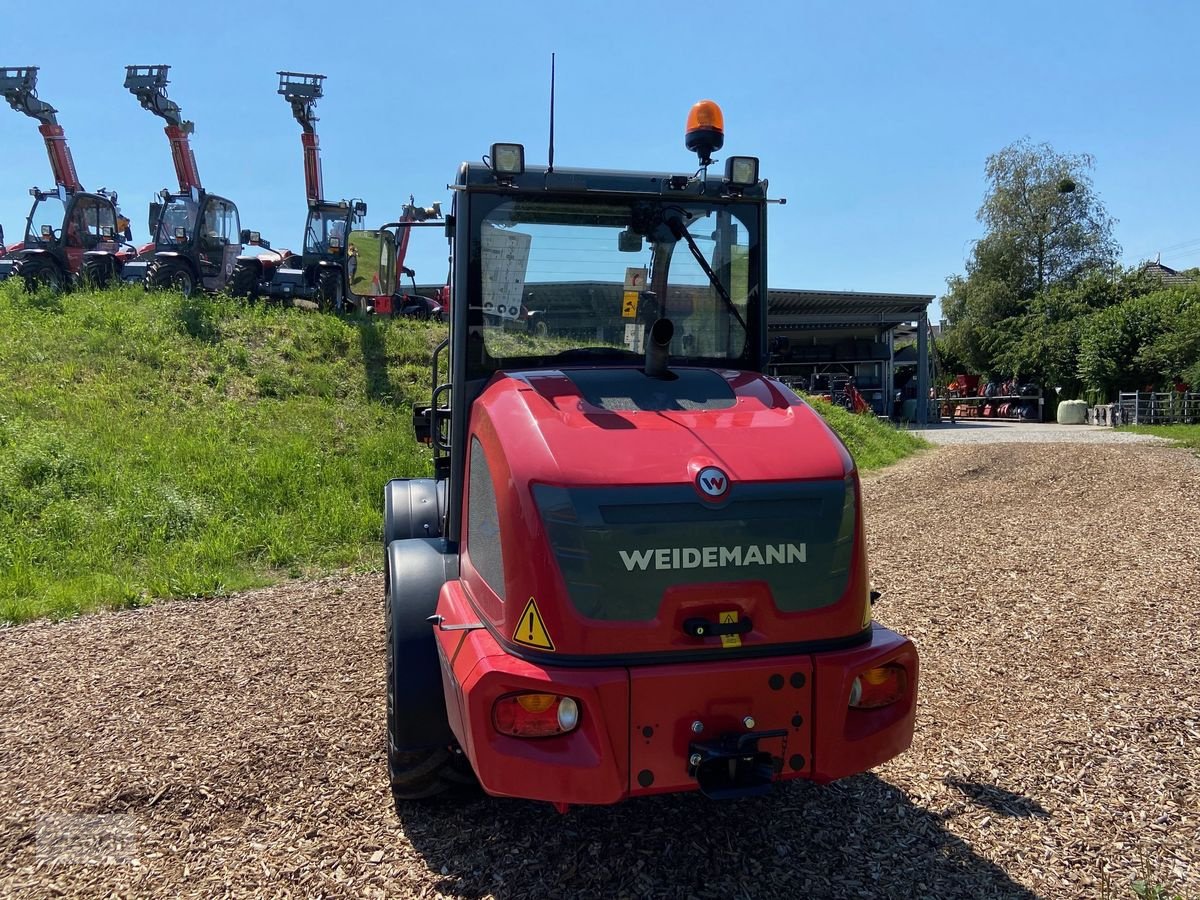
848 664 908 710
493 692 580 738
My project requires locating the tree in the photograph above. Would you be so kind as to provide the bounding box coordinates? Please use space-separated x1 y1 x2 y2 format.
941 139 1120 380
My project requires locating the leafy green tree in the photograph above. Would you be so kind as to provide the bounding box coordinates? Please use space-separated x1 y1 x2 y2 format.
1077 286 1199 394
941 139 1119 379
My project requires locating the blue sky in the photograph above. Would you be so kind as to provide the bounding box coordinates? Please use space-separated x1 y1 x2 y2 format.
3 0 1199 318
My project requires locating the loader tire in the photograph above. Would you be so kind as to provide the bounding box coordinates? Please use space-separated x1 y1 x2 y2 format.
13 255 66 293
385 538 474 807
383 479 445 546
81 254 116 289
228 258 258 301
145 259 196 297
316 267 342 312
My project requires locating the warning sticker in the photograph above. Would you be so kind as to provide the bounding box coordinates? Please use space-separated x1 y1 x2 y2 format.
513 598 556 651
621 291 639 318
719 610 742 648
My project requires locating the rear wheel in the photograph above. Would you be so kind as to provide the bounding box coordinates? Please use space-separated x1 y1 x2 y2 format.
13 255 66 293
81 254 116 289
228 258 258 301
385 537 476 807
145 259 196 296
316 267 342 312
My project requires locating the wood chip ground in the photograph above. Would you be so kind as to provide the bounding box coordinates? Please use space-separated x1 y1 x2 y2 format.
1 443 1197 899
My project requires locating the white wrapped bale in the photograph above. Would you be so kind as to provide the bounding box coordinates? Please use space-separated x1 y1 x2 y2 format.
1056 399 1088 425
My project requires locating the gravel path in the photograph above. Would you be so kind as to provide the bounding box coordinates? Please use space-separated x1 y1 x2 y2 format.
2 443 1198 899
910 420 1167 445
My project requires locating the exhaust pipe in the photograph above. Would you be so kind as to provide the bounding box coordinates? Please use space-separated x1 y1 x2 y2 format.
644 317 674 379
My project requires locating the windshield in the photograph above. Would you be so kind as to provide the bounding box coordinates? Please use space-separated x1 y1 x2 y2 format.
155 197 199 246
472 197 756 366
304 207 350 256
26 197 66 246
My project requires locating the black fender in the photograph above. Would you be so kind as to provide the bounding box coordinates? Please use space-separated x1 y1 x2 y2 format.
383 478 445 546
386 537 457 750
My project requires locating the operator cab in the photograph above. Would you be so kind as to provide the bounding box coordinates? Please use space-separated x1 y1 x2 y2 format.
303 200 366 261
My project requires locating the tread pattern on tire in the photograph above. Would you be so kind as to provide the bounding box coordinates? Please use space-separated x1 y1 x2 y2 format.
228 258 258 300
145 259 194 295
12 255 66 293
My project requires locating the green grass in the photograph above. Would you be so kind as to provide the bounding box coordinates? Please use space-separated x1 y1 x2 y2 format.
804 396 930 471
0 280 926 625
1122 424 1200 452
0 280 445 624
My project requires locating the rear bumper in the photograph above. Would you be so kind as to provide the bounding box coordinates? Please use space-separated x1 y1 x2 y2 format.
435 588 917 805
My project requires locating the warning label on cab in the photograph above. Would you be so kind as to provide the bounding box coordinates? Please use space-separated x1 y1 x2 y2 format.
513 598 556 651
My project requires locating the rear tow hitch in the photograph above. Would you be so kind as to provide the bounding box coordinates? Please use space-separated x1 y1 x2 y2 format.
687 729 787 800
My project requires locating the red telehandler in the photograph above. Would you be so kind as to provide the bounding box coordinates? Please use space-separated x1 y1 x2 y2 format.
0 66 136 291
228 72 365 310
119 65 263 296
345 100 918 812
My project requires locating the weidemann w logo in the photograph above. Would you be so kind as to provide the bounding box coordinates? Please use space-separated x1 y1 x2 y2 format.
618 543 807 572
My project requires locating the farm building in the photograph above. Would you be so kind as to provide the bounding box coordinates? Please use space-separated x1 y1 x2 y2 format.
766 289 936 422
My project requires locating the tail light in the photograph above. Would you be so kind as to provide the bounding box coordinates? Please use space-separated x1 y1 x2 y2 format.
848 664 907 709
493 692 580 738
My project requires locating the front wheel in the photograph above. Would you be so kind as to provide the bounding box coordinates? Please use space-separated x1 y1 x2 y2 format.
145 259 197 296
227 258 258 301
81 254 117 289
13 255 66 293
316 267 342 313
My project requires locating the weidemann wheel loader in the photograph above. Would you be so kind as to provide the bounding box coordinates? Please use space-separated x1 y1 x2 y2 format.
349 100 918 813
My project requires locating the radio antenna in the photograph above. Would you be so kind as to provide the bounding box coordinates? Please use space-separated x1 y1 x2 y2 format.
547 53 556 174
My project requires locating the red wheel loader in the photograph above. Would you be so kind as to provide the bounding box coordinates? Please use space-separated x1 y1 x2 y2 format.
349 101 918 813
228 72 365 310
119 65 265 296
0 66 136 291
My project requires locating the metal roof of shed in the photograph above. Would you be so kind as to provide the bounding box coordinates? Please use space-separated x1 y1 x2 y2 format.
767 289 934 328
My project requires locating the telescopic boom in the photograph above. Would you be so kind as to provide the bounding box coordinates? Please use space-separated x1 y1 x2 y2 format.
0 66 83 192
123 65 202 194
277 71 326 206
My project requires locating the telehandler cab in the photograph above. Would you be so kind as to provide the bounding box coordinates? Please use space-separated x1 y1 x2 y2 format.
228 72 366 310
0 66 136 290
120 65 260 296
350 101 918 812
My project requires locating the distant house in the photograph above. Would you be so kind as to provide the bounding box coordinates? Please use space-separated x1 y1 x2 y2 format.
1140 259 1198 285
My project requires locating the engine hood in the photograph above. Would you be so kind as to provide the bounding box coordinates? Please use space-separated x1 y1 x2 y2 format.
478 366 851 488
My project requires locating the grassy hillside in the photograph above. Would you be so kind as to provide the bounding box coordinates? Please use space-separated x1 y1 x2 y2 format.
0 281 924 624
805 396 929 470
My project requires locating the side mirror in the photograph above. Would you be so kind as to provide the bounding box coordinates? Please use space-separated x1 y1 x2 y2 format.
148 201 162 236
346 229 397 297
618 229 643 252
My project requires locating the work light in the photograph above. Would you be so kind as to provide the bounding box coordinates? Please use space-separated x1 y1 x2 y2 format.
725 156 759 187
491 143 525 176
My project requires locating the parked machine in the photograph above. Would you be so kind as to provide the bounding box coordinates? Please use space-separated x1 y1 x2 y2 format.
0 66 135 290
348 100 918 812
120 65 253 296
227 72 364 310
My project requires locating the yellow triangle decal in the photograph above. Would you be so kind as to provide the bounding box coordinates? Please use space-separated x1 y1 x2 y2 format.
512 598 555 651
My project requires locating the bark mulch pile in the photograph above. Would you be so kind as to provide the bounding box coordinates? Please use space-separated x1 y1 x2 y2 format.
1 443 1197 899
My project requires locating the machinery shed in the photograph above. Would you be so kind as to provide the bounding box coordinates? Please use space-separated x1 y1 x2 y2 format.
767 289 936 422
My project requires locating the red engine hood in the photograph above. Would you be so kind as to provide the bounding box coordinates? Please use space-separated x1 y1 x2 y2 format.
459 367 870 661
479 367 850 486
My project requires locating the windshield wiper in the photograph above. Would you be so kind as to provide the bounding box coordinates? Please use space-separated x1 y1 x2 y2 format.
667 214 748 333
